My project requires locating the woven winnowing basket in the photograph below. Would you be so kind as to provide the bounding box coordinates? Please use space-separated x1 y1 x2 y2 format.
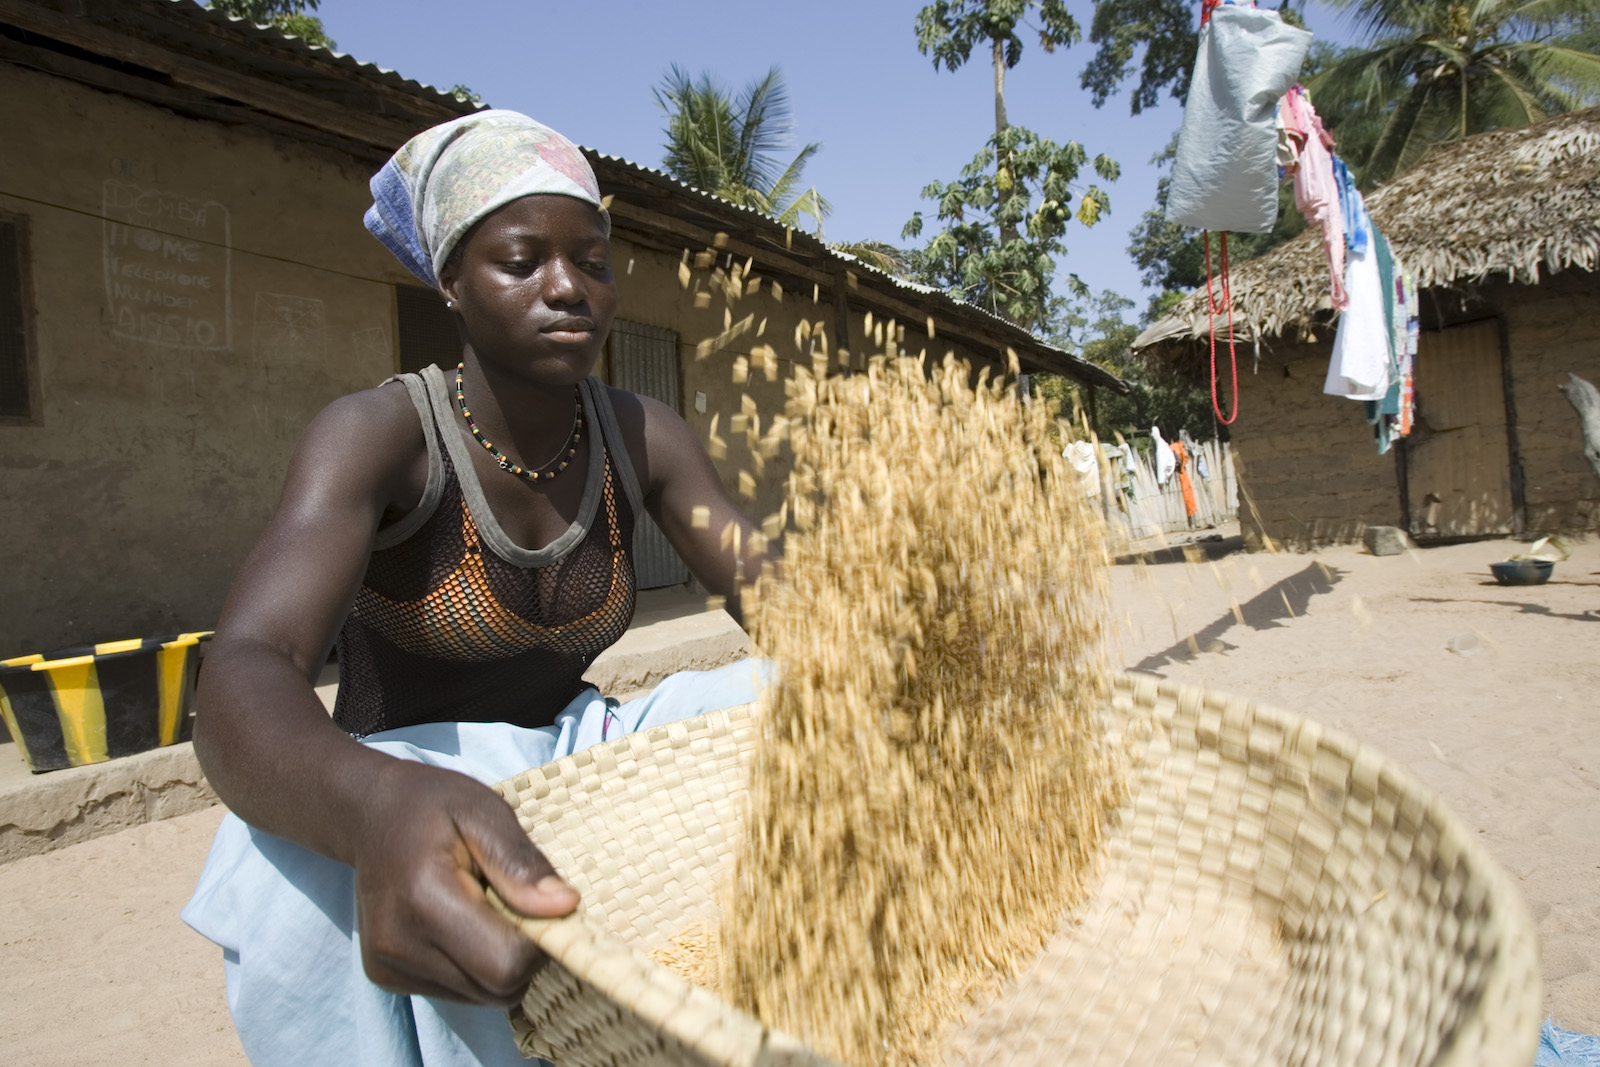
491 674 1542 1067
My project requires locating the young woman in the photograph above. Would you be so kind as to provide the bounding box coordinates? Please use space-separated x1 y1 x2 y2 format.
183 111 769 1066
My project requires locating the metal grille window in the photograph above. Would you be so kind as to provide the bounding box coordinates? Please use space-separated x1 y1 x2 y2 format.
607 319 690 589
0 216 35 420
395 284 461 374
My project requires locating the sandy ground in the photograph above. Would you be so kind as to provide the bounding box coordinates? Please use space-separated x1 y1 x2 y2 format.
0 804 241 1063
1109 531 1600 1037
0 533 1595 1063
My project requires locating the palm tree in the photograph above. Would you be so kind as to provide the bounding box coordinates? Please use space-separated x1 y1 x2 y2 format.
654 65 830 233
1310 0 1600 185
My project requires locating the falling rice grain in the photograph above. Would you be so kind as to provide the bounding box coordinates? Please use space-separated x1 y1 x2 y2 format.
718 355 1122 1066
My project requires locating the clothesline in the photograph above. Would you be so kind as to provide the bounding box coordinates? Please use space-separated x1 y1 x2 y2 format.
1281 85 1419 454
1163 3 1419 454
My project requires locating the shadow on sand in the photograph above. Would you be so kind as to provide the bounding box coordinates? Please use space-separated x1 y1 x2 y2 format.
1132 562 1344 672
1412 596 1600 625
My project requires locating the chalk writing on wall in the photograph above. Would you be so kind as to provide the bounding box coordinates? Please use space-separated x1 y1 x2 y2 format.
103 180 231 349
253 293 325 363
350 326 392 365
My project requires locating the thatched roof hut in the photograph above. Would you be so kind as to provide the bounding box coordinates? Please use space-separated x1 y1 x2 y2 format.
1130 108 1600 550
1135 106 1600 353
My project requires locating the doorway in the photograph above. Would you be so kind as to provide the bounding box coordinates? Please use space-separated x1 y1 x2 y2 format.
607 319 691 588
1405 320 1514 539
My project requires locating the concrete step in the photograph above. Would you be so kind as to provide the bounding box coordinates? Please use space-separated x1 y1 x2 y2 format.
0 591 750 864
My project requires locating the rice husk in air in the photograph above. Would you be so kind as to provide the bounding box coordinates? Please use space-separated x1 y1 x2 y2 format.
721 355 1122 1066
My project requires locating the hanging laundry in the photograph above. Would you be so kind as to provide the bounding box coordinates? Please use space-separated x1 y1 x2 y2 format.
1362 231 1402 453
1280 86 1347 308
1152 426 1177 485
1398 271 1419 436
1063 441 1101 500
1167 5 1312 234
1170 439 1200 523
1365 244 1421 453
1331 156 1370 256
1101 444 1139 501
1325 235 1390 400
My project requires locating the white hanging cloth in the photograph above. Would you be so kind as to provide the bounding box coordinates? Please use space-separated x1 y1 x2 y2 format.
1152 426 1177 485
1064 441 1100 499
1324 242 1390 401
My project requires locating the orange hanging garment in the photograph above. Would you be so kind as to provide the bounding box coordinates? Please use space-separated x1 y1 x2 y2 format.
1170 441 1199 520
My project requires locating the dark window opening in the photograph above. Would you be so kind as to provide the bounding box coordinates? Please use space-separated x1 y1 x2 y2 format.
0 216 33 420
395 285 461 375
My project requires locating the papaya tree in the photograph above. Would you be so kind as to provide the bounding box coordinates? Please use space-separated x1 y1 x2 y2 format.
915 1 1082 245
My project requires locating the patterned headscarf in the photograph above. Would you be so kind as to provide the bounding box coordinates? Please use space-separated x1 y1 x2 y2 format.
364 110 608 289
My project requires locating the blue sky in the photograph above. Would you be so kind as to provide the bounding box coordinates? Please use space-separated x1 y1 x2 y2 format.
316 1 1356 316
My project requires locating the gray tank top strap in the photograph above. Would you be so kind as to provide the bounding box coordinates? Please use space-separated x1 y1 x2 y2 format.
579 377 645 521
417 364 608 567
372 372 445 551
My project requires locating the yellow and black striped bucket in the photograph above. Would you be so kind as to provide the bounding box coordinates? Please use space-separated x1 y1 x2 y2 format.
0 632 211 773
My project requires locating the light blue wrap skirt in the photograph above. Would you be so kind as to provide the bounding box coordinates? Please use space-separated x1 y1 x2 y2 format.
182 660 770 1067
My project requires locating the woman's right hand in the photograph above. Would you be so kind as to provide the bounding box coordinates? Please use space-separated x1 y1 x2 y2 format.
351 759 580 1006
192 385 578 1007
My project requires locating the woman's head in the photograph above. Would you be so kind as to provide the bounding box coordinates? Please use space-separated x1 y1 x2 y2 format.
365 111 616 382
438 193 615 383
365 110 609 288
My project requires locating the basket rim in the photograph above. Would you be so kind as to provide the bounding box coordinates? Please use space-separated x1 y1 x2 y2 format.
493 674 1542 1067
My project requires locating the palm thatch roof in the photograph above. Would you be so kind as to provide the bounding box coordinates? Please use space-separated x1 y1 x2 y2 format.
1135 106 1600 352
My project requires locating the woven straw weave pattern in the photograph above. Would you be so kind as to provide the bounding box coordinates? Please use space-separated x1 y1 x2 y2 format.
492 676 1540 1067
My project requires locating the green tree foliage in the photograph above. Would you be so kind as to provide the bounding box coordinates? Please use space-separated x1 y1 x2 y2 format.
1079 0 1199 112
208 0 335 49
654 65 829 233
1078 0 1314 113
904 130 1118 330
1039 289 1223 442
916 1 1082 244
1309 0 1600 184
909 2 1115 329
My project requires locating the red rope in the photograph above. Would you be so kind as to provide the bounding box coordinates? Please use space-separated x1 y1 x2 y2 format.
1204 230 1240 426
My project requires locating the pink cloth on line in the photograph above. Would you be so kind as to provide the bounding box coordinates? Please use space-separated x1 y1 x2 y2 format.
1280 87 1347 310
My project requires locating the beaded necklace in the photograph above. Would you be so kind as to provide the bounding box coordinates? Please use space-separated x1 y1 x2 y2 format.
453 362 583 482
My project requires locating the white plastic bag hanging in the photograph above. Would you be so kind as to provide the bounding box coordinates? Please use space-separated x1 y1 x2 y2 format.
1166 6 1312 233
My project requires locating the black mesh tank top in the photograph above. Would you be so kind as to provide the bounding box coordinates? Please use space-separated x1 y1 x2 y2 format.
332 367 641 736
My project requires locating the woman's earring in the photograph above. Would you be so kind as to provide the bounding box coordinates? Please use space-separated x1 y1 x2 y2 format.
446 300 455 309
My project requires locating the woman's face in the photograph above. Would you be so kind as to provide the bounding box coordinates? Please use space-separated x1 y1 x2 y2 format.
439 194 617 385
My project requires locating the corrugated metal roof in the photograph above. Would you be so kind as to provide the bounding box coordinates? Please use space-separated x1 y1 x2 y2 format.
170 0 485 113
15 0 1122 390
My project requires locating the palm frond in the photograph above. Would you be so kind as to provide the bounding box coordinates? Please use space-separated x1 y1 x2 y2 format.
734 66 793 195
1520 42 1600 100
765 142 821 209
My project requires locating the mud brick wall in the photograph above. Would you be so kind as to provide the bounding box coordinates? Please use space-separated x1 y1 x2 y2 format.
1496 270 1600 533
1229 336 1402 550
1226 268 1600 550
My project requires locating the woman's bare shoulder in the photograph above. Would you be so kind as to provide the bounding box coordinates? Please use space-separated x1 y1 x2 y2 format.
600 383 718 501
286 377 430 510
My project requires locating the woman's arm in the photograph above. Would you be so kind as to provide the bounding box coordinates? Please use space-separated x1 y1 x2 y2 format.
193 384 576 1005
607 389 774 627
